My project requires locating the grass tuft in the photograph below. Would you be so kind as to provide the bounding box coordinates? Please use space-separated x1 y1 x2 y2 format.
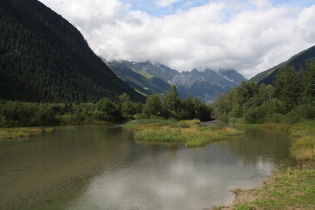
290 136 315 160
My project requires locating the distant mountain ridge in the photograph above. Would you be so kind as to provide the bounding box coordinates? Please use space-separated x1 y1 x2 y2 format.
107 60 247 103
0 0 144 102
250 45 315 84
106 60 172 97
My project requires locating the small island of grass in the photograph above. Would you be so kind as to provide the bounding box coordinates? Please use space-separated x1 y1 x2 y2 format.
123 119 243 147
0 127 54 141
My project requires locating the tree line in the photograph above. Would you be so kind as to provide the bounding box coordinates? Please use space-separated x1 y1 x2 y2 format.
213 60 315 124
0 85 213 126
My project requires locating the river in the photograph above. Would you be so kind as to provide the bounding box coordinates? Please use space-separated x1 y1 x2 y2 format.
0 125 293 210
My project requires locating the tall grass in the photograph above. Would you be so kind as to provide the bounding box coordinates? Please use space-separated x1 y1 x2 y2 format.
0 127 54 141
123 119 243 148
135 127 183 142
290 136 315 160
255 121 315 160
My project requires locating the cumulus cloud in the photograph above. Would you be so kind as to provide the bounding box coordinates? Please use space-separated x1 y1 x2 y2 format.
39 0 315 78
155 0 180 7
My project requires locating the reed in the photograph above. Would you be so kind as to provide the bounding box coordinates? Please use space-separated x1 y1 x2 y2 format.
290 136 315 160
0 127 43 140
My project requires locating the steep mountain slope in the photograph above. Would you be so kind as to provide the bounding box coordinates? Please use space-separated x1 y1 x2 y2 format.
108 60 247 103
250 45 315 84
172 69 245 103
0 0 144 102
219 69 248 85
106 60 171 96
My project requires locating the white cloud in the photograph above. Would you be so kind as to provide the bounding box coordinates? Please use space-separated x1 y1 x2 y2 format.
297 5 315 43
250 0 272 10
155 0 180 7
39 0 315 78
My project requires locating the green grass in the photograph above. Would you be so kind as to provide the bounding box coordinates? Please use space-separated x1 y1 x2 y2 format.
0 127 54 140
231 166 315 210
123 119 243 148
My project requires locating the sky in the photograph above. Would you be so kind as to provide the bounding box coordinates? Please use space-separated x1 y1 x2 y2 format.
38 0 315 78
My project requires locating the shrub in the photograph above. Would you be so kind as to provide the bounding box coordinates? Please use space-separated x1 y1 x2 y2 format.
283 104 315 124
290 136 315 160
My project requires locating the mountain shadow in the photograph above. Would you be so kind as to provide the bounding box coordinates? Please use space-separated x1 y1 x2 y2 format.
0 0 144 102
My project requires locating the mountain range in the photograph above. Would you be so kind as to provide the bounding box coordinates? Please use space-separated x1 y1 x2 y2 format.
2 0 313 105
107 60 247 103
0 0 144 103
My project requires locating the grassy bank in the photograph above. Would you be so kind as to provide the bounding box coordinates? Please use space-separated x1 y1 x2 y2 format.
123 119 243 147
0 127 54 141
290 136 315 160
262 122 315 161
218 120 315 210
221 166 315 210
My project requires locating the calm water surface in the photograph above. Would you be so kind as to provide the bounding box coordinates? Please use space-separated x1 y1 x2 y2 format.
0 125 293 210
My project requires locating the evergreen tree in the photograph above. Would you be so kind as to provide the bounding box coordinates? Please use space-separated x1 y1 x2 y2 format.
181 95 196 119
162 85 181 112
274 66 303 112
142 94 162 118
303 60 315 105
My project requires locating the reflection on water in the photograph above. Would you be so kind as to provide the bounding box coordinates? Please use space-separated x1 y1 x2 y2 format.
0 126 293 210
0 126 131 210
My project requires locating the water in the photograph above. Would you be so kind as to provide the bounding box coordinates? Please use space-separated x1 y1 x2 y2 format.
0 125 293 210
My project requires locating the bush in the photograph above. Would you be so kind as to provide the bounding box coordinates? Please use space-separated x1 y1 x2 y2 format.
245 99 284 124
283 104 315 124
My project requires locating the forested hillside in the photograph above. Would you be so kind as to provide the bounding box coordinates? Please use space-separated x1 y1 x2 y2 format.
213 60 315 124
0 0 144 102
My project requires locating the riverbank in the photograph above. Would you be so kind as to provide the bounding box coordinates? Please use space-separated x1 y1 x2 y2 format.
221 165 315 209
262 122 315 160
0 127 54 140
239 121 315 160
218 121 315 209
123 119 243 147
